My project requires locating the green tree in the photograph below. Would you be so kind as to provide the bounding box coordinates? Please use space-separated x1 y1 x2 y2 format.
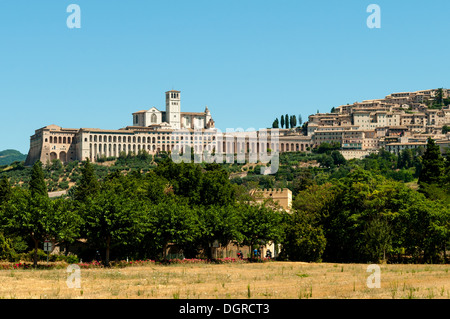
29 161 47 197
398 149 413 169
51 197 82 255
442 125 450 134
280 115 285 129
200 164 235 207
238 203 284 258
142 199 200 259
280 211 326 262
362 217 392 263
289 115 297 128
318 154 335 168
435 88 444 106
291 169 315 196
285 114 289 129
331 150 346 166
194 205 242 259
272 118 279 129
0 176 12 205
419 138 445 187
73 158 99 202
82 180 147 266
3 188 58 267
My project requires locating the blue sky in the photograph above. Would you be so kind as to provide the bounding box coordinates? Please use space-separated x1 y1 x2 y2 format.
0 0 449 154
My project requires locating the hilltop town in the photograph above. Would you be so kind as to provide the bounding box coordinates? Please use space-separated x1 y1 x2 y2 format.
276 88 450 159
24 88 450 166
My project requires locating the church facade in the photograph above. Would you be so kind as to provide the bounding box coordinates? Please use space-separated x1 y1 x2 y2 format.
132 90 215 130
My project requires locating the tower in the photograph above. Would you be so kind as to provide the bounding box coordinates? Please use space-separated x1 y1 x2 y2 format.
165 90 181 130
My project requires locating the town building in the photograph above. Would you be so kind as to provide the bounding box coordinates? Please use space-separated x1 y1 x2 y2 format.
25 88 450 165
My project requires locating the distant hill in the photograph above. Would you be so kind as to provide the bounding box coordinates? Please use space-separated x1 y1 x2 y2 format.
0 149 27 166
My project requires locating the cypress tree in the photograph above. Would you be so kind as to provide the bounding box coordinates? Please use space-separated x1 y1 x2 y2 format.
419 138 445 186
0 176 12 204
74 158 99 201
29 161 47 197
272 118 279 128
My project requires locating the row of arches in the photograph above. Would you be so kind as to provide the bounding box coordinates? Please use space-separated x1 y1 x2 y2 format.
89 134 214 144
280 142 309 152
48 136 72 144
219 141 310 153
89 141 227 161
49 151 67 163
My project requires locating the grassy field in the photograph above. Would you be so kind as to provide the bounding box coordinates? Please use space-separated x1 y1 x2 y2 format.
0 261 449 299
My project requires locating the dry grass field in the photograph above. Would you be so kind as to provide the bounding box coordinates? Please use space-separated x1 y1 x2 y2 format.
0 262 449 299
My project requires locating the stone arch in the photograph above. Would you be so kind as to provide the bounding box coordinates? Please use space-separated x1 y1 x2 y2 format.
50 152 57 161
59 151 67 163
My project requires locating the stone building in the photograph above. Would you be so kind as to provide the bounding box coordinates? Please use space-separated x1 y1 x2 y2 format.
25 90 217 166
250 188 293 213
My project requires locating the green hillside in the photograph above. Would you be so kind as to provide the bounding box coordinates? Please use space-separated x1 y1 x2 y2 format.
0 149 26 166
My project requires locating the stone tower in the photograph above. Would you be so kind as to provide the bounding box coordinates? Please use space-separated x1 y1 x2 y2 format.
165 90 181 130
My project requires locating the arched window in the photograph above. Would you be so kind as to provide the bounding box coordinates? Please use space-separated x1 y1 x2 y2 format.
151 113 157 123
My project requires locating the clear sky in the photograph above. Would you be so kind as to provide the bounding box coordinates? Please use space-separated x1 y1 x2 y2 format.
1 0 449 154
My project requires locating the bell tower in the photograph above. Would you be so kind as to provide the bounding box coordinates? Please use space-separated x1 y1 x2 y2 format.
165 90 181 130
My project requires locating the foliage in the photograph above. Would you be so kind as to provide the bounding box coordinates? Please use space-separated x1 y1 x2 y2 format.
0 143 448 265
29 161 47 197
0 150 26 166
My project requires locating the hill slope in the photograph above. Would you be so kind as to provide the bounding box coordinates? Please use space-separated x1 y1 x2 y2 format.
0 149 27 166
